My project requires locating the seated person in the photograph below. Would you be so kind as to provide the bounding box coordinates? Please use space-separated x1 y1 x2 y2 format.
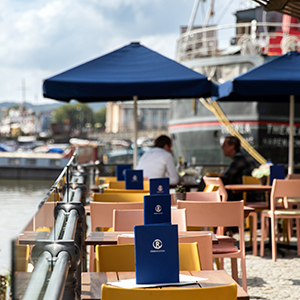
220 136 259 201
136 135 179 185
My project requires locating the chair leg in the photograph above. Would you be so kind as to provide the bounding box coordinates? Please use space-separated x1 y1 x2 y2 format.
219 258 224 269
260 213 266 257
214 258 220 270
89 246 95 271
296 218 300 256
249 212 257 256
240 256 248 292
230 258 238 283
288 219 293 241
271 215 277 261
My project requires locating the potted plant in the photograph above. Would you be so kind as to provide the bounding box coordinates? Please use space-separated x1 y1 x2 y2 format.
251 163 272 185
175 185 186 201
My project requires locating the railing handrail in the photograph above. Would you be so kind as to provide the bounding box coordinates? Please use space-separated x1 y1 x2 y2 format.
176 21 300 61
16 149 86 300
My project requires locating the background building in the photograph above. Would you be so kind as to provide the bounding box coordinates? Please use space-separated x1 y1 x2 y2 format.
105 100 171 133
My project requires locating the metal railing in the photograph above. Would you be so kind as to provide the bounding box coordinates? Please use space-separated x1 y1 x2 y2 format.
12 149 87 300
176 21 300 62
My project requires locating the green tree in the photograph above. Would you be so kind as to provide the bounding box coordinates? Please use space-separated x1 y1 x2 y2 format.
93 107 106 130
53 103 94 130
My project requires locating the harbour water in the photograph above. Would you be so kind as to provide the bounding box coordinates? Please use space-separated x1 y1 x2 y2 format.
0 178 53 275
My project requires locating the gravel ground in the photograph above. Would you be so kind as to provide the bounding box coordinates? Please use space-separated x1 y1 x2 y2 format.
223 233 300 300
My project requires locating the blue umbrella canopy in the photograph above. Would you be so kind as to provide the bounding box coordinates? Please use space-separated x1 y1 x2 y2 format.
43 42 216 102
43 42 217 167
214 51 300 174
216 51 300 102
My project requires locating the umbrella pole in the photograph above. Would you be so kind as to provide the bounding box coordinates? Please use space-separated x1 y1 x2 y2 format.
288 95 295 175
133 95 138 168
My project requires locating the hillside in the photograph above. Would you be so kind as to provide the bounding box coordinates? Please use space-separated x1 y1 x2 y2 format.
0 101 107 113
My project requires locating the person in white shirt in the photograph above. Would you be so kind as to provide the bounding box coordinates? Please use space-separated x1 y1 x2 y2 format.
136 135 179 185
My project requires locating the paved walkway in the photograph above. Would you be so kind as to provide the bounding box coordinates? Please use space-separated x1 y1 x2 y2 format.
224 234 300 300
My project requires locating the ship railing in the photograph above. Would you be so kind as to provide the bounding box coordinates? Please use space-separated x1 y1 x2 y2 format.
176 21 300 62
11 148 88 300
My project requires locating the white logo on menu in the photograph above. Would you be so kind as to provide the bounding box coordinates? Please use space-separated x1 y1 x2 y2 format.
157 185 163 193
152 239 163 249
132 175 138 182
155 205 162 212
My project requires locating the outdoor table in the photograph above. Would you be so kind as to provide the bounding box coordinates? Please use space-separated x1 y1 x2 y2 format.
18 231 50 245
225 184 272 193
81 270 249 300
85 231 219 246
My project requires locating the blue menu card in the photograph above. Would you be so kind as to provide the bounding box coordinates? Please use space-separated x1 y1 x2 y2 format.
270 164 285 185
144 194 171 224
149 178 170 195
116 165 132 181
125 169 144 190
134 223 179 284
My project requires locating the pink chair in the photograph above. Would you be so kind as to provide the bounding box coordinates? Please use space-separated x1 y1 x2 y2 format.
112 208 187 231
89 201 144 271
112 209 143 231
260 179 300 261
117 232 213 270
177 200 247 292
202 176 228 201
202 175 258 256
24 202 56 231
90 202 144 231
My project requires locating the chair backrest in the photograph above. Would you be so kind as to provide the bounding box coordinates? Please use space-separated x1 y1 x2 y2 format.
117 233 213 270
177 234 213 270
177 200 244 233
178 242 201 271
242 175 260 184
93 193 145 203
96 243 201 272
28 202 56 231
171 209 187 231
108 181 150 190
15 244 29 272
108 181 126 189
112 209 187 231
242 175 261 203
95 244 135 272
101 283 237 300
271 179 300 210
113 209 144 231
90 201 144 230
202 176 228 201
203 184 220 192
286 174 300 180
186 191 221 202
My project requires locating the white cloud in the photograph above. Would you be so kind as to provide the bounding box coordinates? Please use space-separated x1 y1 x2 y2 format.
0 0 240 104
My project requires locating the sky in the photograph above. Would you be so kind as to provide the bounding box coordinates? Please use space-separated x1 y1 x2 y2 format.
0 0 256 105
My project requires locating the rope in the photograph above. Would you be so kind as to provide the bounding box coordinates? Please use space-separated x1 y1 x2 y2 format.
200 98 267 165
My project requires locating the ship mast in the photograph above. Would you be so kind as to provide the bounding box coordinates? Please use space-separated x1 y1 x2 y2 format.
186 0 215 34
186 0 200 34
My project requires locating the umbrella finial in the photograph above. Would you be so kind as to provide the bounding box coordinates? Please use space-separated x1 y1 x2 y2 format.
130 41 140 46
